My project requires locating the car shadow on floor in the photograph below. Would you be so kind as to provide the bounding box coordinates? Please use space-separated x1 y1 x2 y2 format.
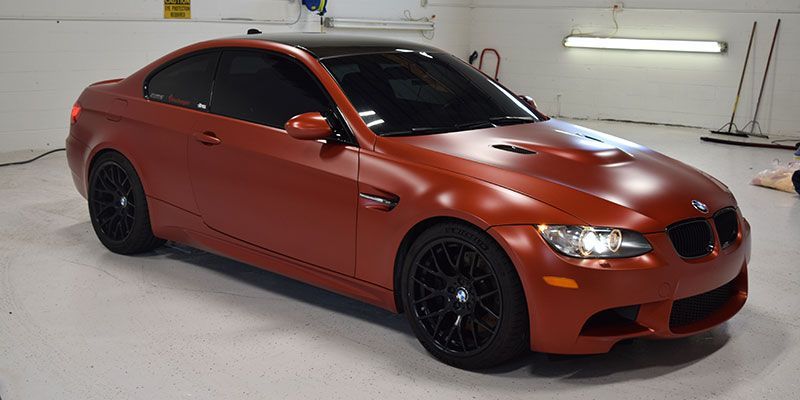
64 228 778 389
147 242 411 334
488 329 730 380
138 243 754 376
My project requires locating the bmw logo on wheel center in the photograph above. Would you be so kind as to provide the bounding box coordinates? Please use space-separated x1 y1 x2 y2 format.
692 199 709 214
455 287 469 303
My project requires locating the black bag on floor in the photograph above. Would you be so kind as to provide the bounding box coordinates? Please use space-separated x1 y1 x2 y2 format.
793 170 800 195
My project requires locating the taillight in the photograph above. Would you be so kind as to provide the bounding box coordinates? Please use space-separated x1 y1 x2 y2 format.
71 102 82 125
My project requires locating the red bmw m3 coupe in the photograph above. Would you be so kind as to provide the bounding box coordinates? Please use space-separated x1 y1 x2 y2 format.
66 33 749 369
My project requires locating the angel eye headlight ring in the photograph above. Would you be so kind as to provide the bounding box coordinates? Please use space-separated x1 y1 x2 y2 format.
537 225 651 259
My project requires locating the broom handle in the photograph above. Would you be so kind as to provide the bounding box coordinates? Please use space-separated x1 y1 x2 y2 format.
752 18 781 130
728 21 757 132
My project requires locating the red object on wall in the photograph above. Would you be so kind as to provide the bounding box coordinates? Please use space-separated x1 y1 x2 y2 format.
478 48 500 80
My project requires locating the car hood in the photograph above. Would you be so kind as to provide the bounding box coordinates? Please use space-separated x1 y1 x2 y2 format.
378 119 736 232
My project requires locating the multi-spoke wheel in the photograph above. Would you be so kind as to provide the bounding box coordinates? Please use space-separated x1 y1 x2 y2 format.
91 162 135 241
401 222 528 370
88 152 164 254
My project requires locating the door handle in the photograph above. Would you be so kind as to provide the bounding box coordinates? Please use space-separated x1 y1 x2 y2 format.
194 131 221 146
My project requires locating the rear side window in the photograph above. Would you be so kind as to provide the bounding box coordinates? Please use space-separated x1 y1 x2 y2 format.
210 50 330 128
145 52 219 110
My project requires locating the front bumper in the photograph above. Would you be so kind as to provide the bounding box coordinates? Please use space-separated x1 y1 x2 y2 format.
488 212 750 354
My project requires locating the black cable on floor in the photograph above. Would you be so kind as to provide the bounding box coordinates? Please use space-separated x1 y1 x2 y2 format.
770 139 800 148
0 148 66 167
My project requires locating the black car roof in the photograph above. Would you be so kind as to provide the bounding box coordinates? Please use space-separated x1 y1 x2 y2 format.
230 32 444 59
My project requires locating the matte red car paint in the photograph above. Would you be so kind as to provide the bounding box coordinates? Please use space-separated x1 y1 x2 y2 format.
488 217 749 354
285 112 333 140
188 109 360 276
66 35 749 355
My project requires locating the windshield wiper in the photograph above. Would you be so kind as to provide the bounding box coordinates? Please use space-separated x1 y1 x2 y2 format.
381 120 494 137
488 116 536 126
380 117 534 137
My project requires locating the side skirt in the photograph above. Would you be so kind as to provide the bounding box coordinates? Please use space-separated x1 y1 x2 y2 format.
147 196 398 312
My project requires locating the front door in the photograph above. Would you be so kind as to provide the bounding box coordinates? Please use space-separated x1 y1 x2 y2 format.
187 49 359 276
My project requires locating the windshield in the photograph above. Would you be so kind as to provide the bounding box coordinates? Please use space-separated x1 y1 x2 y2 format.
321 52 540 136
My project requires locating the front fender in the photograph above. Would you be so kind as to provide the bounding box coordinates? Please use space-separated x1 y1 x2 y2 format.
354 147 584 292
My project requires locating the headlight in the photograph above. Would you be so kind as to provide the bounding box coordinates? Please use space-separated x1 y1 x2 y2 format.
537 225 652 258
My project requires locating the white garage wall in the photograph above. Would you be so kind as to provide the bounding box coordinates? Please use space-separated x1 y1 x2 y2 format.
0 0 471 152
469 0 800 136
2 0 799 152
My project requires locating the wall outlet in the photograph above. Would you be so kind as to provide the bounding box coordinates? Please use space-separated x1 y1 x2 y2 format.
611 1 624 12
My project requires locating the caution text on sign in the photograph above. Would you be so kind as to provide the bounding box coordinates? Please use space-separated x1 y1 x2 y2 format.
164 0 191 19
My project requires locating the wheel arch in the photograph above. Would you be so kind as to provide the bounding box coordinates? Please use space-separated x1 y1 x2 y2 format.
86 146 147 194
392 216 525 314
87 147 121 178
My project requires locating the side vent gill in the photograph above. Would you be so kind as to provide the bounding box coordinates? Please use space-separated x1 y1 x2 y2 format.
491 144 536 155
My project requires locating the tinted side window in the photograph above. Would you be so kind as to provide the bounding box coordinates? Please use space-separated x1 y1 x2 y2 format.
146 52 218 110
211 50 330 128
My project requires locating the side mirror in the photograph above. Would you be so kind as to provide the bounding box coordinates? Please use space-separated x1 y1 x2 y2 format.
519 95 538 110
285 112 332 141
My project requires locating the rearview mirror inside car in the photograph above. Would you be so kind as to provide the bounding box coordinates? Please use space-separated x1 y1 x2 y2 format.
519 95 538 110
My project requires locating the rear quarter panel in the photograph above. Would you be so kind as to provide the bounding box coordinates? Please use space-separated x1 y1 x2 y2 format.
71 52 224 216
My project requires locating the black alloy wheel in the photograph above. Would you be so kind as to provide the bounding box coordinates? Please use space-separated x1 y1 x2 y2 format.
91 162 135 242
88 152 164 254
402 222 528 370
409 238 502 356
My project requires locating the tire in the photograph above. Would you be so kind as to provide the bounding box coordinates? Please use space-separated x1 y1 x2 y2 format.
87 151 164 254
400 221 529 370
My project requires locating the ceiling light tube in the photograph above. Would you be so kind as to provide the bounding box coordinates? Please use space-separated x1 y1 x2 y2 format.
323 17 434 31
563 36 727 53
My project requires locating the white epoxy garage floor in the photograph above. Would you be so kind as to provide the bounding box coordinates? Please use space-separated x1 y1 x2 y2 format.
1 120 798 399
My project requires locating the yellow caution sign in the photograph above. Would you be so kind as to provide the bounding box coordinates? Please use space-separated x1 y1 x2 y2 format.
164 0 191 19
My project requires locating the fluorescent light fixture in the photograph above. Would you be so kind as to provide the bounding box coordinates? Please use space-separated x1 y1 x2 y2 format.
563 36 727 53
323 17 434 31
